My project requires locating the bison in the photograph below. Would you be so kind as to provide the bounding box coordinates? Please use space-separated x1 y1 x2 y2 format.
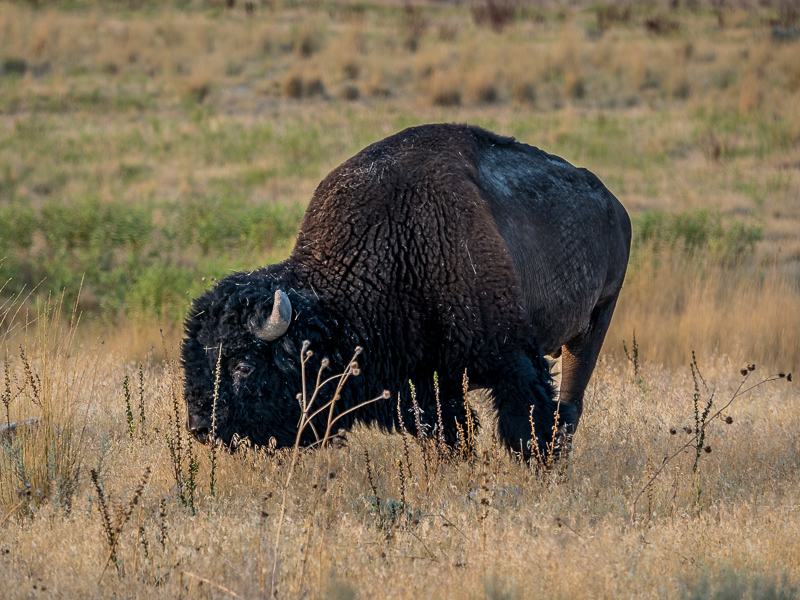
182 123 631 458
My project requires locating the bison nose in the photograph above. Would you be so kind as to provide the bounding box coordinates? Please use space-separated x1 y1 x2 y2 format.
187 413 212 444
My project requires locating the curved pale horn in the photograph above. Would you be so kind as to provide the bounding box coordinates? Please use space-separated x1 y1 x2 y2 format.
252 289 292 341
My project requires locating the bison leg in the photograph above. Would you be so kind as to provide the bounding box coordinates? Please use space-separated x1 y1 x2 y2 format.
559 297 619 430
487 354 575 459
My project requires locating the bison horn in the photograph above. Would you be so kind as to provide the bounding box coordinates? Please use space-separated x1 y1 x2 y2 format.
251 289 292 341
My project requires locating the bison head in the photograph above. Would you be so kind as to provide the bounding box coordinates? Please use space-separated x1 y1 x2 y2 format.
181 272 341 450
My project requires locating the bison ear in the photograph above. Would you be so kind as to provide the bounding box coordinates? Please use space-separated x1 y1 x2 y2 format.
249 289 292 341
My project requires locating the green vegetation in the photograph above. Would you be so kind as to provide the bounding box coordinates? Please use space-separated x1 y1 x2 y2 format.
632 208 762 266
0 194 304 320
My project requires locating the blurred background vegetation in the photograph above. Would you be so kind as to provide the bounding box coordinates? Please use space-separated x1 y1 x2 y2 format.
0 0 798 367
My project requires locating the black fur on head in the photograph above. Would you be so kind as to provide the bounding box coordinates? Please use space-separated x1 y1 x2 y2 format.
181 269 349 450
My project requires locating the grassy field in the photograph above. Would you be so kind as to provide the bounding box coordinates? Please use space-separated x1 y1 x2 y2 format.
1 0 799 598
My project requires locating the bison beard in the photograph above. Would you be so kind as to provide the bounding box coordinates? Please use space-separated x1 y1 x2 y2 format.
182 123 631 459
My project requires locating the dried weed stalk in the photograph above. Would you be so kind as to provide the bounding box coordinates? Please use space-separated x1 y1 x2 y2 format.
397 393 413 480
623 329 645 391
460 370 476 463
138 363 146 437
209 344 221 497
2 347 19 427
92 466 151 578
631 362 792 524
690 352 713 473
163 345 199 514
270 341 387 593
123 375 135 439
477 450 491 555
364 447 380 508
18 346 41 407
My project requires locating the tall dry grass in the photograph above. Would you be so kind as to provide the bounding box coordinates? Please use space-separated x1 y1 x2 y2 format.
0 291 91 511
0 312 796 598
610 259 800 372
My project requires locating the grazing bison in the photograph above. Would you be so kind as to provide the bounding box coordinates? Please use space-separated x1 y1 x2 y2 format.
182 123 631 458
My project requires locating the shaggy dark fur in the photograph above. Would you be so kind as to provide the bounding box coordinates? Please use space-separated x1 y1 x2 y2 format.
182 123 631 458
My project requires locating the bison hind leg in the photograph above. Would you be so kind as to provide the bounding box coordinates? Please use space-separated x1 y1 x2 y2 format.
559 297 620 424
485 350 578 461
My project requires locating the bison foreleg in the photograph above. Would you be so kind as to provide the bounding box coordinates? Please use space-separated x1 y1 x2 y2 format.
488 355 573 460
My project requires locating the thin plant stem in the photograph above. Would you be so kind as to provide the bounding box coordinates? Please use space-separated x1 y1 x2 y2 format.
630 371 786 524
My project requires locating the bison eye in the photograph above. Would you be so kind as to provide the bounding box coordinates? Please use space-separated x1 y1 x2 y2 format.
234 362 254 377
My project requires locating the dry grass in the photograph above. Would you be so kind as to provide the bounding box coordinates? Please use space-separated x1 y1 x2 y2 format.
610 261 800 374
1 2 798 119
738 70 764 114
0 312 797 598
0 294 89 510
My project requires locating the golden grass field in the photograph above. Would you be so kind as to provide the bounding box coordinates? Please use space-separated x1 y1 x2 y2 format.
1 0 799 598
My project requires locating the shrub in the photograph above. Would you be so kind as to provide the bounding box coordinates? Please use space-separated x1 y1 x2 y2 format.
429 71 461 106
282 71 325 99
341 84 360 101
340 58 360 81
282 71 304 99
467 68 499 104
644 15 681 36
564 68 585 99
632 209 762 266
0 203 37 251
471 0 517 33
510 79 536 104
402 3 428 52
294 25 322 58
595 3 631 33
2 58 27 77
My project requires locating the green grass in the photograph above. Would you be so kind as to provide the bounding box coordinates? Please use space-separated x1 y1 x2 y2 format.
0 115 768 324
0 194 304 321
632 208 762 266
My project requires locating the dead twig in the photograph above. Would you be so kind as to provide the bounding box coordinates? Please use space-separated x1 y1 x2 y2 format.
270 342 388 592
180 571 249 600
639 538 696 565
630 370 788 524
423 513 471 541
0 498 26 527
